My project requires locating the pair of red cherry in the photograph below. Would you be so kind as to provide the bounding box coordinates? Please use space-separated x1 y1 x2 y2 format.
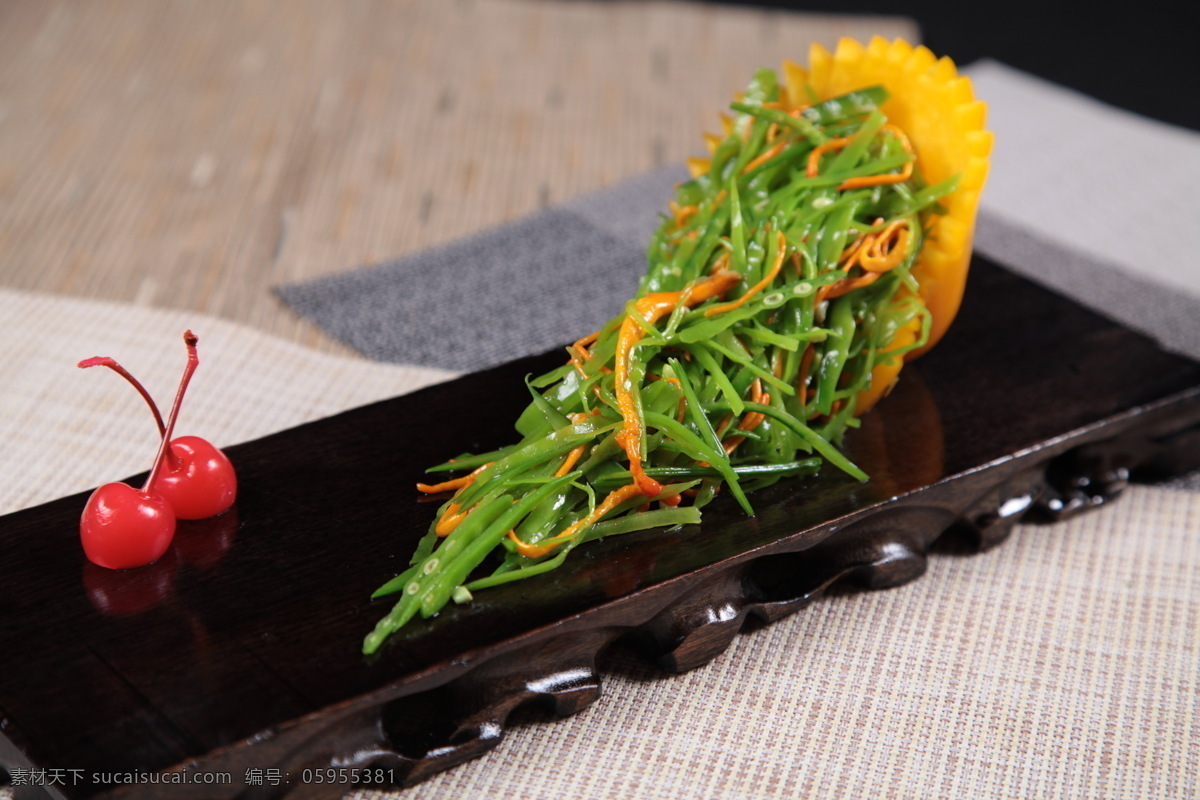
79 331 237 569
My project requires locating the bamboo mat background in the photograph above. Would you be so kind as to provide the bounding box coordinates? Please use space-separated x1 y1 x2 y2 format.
0 0 914 352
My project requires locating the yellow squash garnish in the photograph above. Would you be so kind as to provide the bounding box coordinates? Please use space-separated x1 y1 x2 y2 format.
691 37 992 410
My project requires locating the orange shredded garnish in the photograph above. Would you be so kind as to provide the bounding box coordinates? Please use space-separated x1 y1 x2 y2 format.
508 483 644 558
797 345 815 408
569 349 589 379
723 386 770 455
837 125 914 191
839 233 868 265
713 411 735 439
416 462 492 494
815 216 907 300
742 140 786 174
435 503 469 537
573 330 599 356
615 269 742 497
416 476 472 495
814 281 833 307
554 446 586 478
552 413 591 478
805 125 914 192
671 200 700 228
704 229 787 317
806 137 852 178
568 329 604 378
838 161 913 191
858 219 911 273
826 272 880 299
750 378 764 405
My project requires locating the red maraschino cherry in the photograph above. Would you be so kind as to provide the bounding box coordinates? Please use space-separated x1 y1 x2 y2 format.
79 333 203 569
80 482 175 570
79 333 237 520
153 435 237 520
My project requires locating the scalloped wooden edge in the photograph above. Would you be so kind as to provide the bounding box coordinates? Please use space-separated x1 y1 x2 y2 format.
151 387 1198 798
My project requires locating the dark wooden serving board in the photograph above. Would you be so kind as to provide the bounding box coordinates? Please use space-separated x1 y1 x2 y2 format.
3 257 1199 800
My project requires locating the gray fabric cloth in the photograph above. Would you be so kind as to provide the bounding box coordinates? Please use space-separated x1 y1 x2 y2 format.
964 61 1200 303
275 171 1200 371
275 167 688 372
278 62 1200 373
275 64 1200 498
974 211 1200 359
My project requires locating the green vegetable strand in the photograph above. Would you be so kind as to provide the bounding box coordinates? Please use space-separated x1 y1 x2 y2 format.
364 74 959 654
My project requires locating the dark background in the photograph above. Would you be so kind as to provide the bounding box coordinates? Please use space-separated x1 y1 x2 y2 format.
707 0 1196 131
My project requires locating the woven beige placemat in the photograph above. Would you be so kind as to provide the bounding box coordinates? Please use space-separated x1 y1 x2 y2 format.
0 287 455 514
380 486 1198 800
0 0 916 351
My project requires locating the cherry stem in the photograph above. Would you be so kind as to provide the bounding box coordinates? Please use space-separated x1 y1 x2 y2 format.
78 357 167 437
78 356 182 469
142 331 200 494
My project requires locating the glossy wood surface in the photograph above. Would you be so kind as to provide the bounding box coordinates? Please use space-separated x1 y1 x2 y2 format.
2 258 1199 799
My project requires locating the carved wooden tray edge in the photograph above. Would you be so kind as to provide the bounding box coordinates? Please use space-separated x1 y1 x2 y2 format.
118 383 1200 800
